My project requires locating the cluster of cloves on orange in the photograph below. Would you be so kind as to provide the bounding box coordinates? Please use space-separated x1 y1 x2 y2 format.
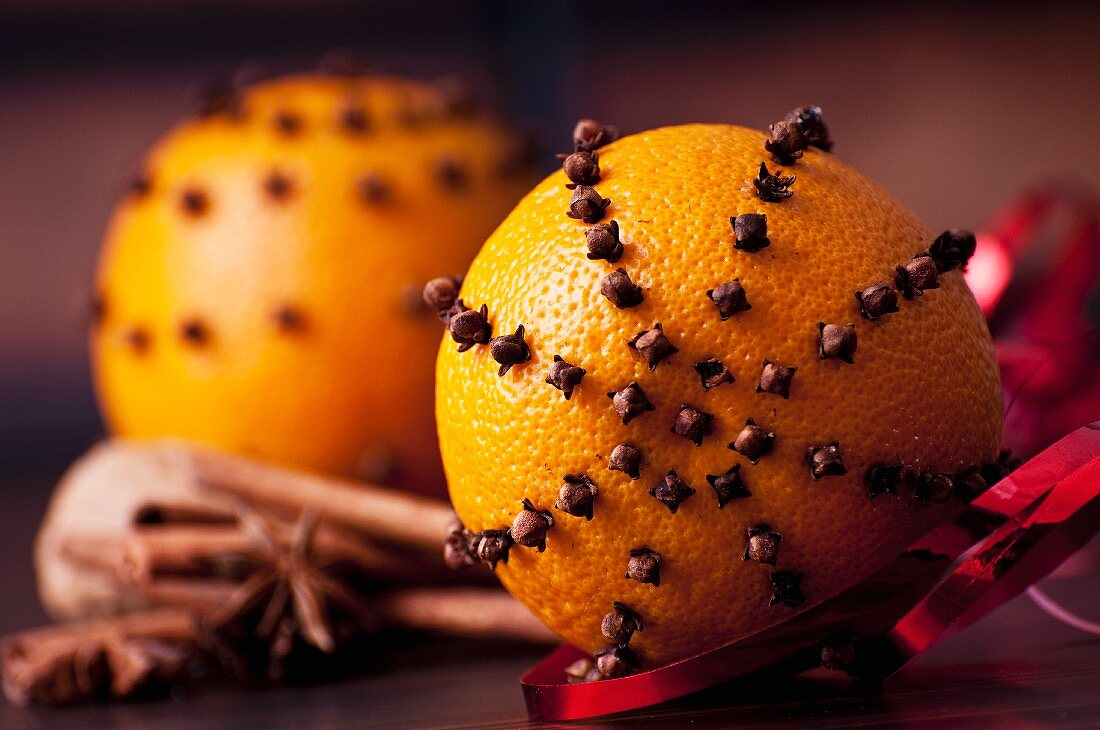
97 63 534 361
437 109 1003 680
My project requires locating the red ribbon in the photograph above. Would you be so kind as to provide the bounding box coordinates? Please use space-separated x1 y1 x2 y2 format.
522 424 1100 721
974 185 1100 460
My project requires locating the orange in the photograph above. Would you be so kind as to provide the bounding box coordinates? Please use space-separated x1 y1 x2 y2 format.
92 71 533 494
435 119 1001 666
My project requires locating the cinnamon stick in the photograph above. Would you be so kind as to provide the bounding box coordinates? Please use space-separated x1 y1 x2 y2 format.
375 588 558 643
121 523 442 585
135 580 556 645
191 448 455 553
136 578 239 614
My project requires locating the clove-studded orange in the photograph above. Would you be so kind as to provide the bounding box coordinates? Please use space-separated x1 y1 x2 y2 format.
435 119 1002 666
92 71 534 494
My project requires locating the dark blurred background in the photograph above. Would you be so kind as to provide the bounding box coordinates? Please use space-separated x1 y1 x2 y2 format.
4 0 1100 478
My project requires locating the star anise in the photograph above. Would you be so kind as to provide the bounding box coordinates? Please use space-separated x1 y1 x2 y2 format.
202 509 377 683
0 609 197 707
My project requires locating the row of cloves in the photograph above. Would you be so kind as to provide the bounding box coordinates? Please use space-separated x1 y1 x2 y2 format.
133 155 477 220
95 300 308 355
198 66 481 131
855 229 977 321
560 120 652 315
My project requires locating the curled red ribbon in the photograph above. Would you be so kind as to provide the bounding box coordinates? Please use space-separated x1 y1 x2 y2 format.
522 423 1100 721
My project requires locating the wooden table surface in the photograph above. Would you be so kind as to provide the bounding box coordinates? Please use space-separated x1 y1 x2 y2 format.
3 470 1098 729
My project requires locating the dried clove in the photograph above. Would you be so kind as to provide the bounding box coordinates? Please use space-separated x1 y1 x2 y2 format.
765 120 809 165
670 404 715 446
756 360 796 398
608 444 643 479
555 474 598 520
785 106 833 152
916 472 954 504
337 102 370 134
649 469 696 513
730 418 775 463
628 323 678 370
855 281 899 320
422 276 462 317
601 602 643 647
443 523 479 570
866 463 902 500
744 524 783 565
572 119 619 152
435 156 469 191
586 220 623 262
896 464 924 498
271 304 306 333
624 548 662 586
594 645 637 679
807 443 847 480
706 464 751 507
817 323 857 363
129 175 152 198
273 110 303 136
123 327 151 354
561 150 601 186
263 170 294 202
357 173 391 204
449 302 492 352
546 355 586 399
769 570 806 607
489 324 530 376
567 185 611 223
928 229 977 272
895 254 940 299
198 82 243 120
952 466 988 503
753 162 795 202
607 382 656 424
731 213 771 252
601 268 643 308
693 358 734 391
510 499 554 551
470 529 512 569
180 188 209 217
89 294 106 328
981 450 1021 487
707 280 751 319
179 319 210 347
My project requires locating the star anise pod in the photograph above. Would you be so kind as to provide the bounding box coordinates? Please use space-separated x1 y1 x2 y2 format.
0 609 197 707
201 509 377 683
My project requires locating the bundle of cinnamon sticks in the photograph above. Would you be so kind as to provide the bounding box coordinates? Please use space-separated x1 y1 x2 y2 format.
2 440 554 707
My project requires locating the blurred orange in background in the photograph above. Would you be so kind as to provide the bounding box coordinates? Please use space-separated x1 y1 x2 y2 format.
90 71 533 492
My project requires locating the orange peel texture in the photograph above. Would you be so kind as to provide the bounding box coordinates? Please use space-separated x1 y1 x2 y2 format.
436 119 1001 666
